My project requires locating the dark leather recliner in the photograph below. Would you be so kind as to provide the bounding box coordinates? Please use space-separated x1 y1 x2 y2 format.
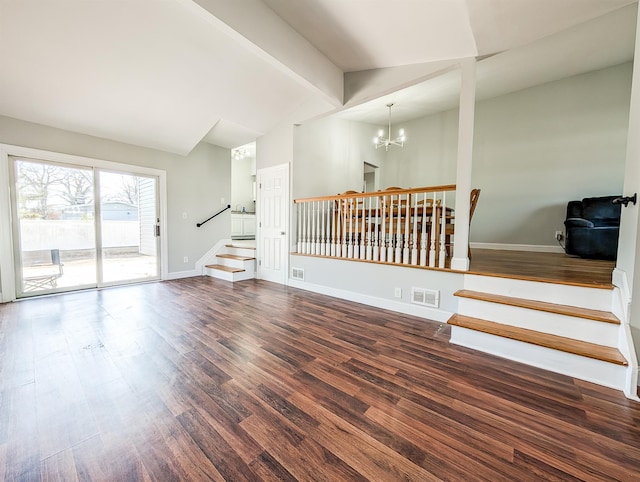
564 196 621 260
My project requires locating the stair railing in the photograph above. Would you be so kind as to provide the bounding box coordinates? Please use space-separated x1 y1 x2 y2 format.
294 185 456 268
196 205 231 228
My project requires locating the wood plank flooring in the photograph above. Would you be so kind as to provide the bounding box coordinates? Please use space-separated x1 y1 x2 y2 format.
1 277 639 481
469 249 615 287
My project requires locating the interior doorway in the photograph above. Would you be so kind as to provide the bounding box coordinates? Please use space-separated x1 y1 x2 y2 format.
363 162 379 192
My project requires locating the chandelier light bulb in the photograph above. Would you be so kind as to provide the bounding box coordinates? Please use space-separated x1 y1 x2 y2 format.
378 129 384 137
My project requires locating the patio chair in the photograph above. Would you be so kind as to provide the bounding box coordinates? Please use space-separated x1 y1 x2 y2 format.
23 249 64 291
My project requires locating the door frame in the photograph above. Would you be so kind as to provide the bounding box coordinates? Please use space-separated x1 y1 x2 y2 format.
0 144 168 302
256 163 290 285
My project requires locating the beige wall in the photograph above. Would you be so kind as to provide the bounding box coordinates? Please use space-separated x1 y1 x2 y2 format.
0 115 230 275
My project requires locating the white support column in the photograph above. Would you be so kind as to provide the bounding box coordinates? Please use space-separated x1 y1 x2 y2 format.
450 58 476 271
614 8 640 399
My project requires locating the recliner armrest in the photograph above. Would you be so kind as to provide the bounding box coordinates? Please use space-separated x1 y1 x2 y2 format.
565 218 594 228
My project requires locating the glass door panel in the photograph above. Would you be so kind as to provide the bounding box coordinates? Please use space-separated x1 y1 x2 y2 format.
99 171 159 284
14 158 97 296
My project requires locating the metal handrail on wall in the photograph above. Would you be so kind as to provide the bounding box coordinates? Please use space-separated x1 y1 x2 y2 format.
196 205 231 228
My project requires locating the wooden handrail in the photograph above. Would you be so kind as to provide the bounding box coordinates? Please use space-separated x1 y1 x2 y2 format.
293 184 457 203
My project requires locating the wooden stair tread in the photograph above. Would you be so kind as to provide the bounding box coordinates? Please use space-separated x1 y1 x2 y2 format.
205 264 245 273
225 244 256 250
448 314 628 366
217 254 255 261
454 289 620 324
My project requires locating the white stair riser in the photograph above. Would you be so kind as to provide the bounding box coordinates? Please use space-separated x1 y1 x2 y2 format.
464 275 612 311
457 298 619 347
450 326 627 392
229 270 255 281
225 247 256 258
205 266 255 282
217 257 255 270
205 267 235 281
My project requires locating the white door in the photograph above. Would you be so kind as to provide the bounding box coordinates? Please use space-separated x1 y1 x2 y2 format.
257 163 289 284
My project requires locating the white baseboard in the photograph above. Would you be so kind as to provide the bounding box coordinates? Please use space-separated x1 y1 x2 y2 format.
470 242 564 253
166 269 200 280
288 279 453 323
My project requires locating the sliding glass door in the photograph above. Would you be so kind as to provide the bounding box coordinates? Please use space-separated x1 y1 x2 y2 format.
99 171 159 284
11 157 160 297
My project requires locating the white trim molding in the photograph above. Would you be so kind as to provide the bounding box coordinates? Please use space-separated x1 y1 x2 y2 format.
288 278 453 323
166 270 200 280
470 242 564 253
0 143 169 302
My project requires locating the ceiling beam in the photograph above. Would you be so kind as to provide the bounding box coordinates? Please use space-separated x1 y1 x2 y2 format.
180 0 344 107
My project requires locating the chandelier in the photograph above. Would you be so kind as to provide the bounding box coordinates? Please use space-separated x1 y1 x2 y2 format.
373 103 405 150
232 148 250 160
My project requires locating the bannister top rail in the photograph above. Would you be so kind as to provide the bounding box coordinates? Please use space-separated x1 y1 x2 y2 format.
293 184 457 203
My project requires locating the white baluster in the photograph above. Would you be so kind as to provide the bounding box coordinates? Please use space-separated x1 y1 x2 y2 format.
341 199 347 257
403 193 410 264
439 192 447 268
302 202 308 254
320 200 326 256
429 191 437 267
366 197 373 260
387 195 395 262
351 198 360 259
379 196 386 262
315 201 322 255
297 203 302 253
336 199 342 257
347 199 353 258
359 197 366 260
327 201 336 256
395 194 403 263
309 201 316 254
411 194 418 265
419 193 428 266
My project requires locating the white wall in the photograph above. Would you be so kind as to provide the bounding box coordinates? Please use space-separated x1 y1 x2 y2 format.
287 63 630 248
381 110 459 188
289 254 463 322
372 63 631 246
472 62 631 246
292 116 385 199
0 115 231 276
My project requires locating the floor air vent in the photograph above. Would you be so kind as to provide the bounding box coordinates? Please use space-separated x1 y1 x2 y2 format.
411 287 439 308
291 267 304 280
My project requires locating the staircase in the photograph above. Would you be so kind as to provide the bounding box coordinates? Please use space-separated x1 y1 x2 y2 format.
204 244 256 282
449 274 629 391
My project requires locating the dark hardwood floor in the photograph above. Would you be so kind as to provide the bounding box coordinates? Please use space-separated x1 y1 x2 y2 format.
1 277 639 481
469 249 616 287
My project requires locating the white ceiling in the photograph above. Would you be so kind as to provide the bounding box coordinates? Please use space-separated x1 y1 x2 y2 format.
335 3 638 125
0 0 636 155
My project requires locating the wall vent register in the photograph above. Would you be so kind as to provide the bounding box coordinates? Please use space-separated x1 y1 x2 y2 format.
411 287 439 308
